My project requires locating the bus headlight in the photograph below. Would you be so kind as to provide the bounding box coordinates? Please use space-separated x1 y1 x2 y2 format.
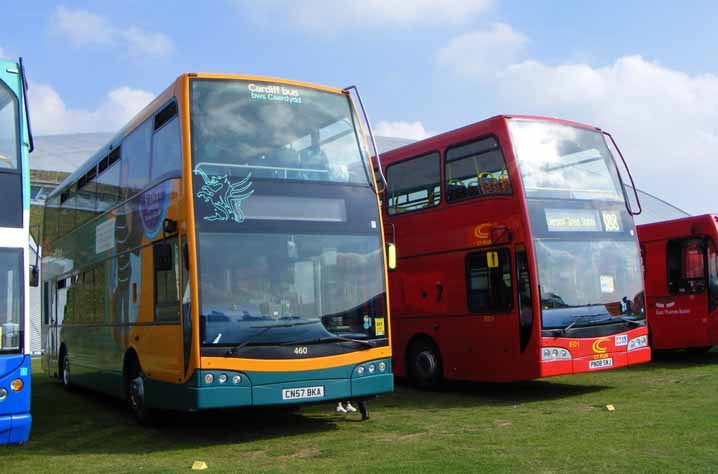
232 375 242 384
0 388 6 400
541 347 571 361
368 364 376 374
378 362 386 372
357 366 365 376
627 336 648 352
204 373 214 384
218 374 228 384
10 379 23 392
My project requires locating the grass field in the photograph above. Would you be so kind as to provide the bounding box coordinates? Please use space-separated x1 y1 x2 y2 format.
3 353 718 473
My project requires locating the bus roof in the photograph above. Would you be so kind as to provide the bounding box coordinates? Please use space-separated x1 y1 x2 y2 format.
378 115 603 167
48 73 347 199
637 214 718 242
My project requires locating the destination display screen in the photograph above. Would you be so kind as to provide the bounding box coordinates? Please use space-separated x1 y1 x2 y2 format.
544 208 624 233
545 208 601 232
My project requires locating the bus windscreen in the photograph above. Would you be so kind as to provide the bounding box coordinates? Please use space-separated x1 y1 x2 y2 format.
509 120 624 202
190 78 372 186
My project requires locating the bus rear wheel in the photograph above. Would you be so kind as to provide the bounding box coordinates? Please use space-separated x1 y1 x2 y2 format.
408 339 442 388
61 350 71 390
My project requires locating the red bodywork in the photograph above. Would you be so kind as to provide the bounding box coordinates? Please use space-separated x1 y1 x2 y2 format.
380 115 650 382
638 214 718 350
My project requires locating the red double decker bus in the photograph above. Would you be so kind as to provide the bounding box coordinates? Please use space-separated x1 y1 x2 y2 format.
638 214 718 351
379 115 650 385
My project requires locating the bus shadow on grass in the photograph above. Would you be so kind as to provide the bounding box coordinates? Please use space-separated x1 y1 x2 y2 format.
29 379 342 455
631 349 718 371
384 378 609 410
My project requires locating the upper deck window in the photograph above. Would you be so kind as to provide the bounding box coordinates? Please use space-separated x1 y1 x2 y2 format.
189 79 371 186
386 152 440 215
509 120 623 202
445 137 511 203
0 82 19 172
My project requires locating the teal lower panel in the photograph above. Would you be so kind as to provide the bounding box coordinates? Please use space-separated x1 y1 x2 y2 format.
193 386 253 409
143 358 394 410
351 373 394 398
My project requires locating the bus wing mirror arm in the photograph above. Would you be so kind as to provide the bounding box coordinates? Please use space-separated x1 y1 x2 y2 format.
343 85 387 193
603 131 642 216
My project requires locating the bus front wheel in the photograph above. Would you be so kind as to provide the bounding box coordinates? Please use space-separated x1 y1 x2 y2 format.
408 339 442 388
128 370 156 426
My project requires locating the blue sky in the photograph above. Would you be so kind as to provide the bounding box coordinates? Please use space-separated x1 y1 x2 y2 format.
2 1 717 213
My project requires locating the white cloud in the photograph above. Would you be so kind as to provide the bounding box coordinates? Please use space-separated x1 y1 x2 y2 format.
375 121 433 140
53 6 174 57
493 55 718 214
30 82 154 135
239 0 493 31
437 23 529 78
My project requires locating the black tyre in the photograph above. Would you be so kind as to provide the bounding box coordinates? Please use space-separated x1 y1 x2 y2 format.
407 339 442 388
60 350 72 390
126 362 158 426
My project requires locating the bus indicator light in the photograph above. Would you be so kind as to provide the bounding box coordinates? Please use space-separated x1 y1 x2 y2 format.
10 379 23 392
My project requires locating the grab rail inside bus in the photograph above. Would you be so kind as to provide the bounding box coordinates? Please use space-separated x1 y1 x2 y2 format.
603 131 642 216
19 57 34 153
343 85 387 193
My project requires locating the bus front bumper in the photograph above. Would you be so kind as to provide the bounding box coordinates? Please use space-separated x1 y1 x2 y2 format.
540 347 651 378
146 358 394 410
0 413 31 445
0 354 31 444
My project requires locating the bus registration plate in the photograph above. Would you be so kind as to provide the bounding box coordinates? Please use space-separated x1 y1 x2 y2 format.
282 386 325 400
589 358 613 369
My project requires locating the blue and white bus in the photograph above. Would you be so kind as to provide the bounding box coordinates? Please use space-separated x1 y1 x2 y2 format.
0 57 34 445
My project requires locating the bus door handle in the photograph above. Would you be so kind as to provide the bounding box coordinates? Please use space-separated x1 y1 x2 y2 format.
436 282 444 302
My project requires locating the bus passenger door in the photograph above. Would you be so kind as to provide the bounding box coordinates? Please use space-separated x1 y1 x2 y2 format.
706 239 718 345
458 248 516 380
660 238 711 348
41 280 54 375
141 237 184 383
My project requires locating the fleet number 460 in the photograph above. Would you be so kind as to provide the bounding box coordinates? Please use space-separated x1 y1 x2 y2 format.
294 347 308 355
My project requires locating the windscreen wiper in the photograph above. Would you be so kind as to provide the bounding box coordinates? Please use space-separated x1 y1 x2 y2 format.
281 335 374 349
224 320 321 356
547 313 611 336
615 315 644 327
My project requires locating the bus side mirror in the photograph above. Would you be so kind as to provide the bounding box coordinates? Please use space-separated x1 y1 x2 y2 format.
386 243 397 271
29 265 39 287
154 243 173 272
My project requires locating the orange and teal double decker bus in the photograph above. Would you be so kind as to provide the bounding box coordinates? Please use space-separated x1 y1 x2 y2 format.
41 73 393 423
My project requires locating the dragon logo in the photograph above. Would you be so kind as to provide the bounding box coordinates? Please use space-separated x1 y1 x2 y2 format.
194 166 254 223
